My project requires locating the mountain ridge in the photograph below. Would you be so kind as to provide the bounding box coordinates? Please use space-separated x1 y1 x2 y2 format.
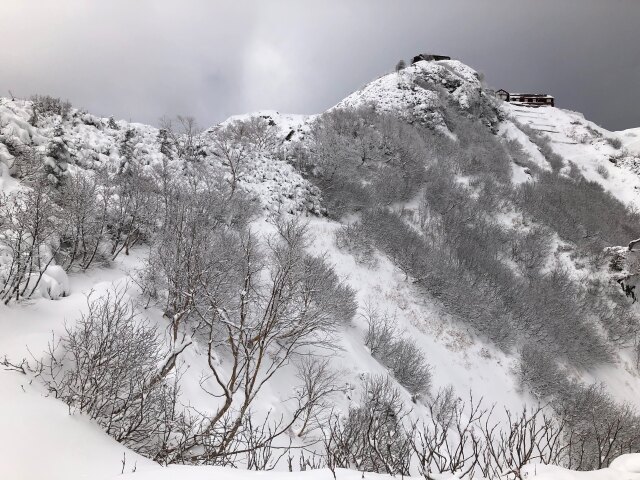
2 58 640 479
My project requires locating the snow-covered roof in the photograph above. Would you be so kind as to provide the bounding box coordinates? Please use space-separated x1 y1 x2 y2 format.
509 93 554 99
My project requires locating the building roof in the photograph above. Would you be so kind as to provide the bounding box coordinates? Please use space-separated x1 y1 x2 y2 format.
496 90 554 99
413 53 451 60
509 93 554 98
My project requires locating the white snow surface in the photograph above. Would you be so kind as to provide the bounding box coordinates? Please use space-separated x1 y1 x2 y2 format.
334 60 486 132
217 109 317 143
502 102 640 209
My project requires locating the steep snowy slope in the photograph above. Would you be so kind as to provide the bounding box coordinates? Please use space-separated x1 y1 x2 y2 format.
618 127 640 154
503 103 640 207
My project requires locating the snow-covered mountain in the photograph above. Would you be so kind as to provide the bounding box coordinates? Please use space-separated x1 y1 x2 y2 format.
2 58 640 480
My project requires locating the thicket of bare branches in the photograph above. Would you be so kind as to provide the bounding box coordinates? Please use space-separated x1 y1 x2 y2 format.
303 107 436 217
136 211 358 465
363 305 432 396
210 116 279 195
0 178 61 303
324 375 412 476
27 286 189 458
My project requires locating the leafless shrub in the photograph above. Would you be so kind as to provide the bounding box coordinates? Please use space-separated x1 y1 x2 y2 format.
154 219 357 465
606 137 623 149
334 222 378 267
159 115 205 163
509 225 553 274
517 169 640 260
30 94 72 122
34 285 190 458
325 375 412 476
362 305 431 396
294 356 341 437
304 107 434 217
210 117 278 196
56 170 110 270
517 123 564 171
478 406 567 479
554 382 640 470
410 388 486 479
0 179 62 303
516 344 567 399
104 162 158 259
445 113 512 182
596 163 609 178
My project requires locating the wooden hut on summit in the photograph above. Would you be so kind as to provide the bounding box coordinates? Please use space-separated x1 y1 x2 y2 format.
411 53 451 64
496 89 554 107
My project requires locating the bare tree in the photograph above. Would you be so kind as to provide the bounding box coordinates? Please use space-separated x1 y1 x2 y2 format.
210 117 279 196
160 115 204 163
104 161 157 259
295 356 341 437
0 178 61 303
57 169 109 271
478 406 566 479
149 219 356 464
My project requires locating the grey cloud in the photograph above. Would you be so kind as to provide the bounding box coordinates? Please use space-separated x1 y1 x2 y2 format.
1 0 638 130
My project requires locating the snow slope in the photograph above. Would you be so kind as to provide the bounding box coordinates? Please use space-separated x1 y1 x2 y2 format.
503 103 640 208
110 453 640 480
618 127 640 155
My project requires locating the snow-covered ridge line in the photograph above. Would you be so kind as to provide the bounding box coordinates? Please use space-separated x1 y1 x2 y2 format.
0 97 322 215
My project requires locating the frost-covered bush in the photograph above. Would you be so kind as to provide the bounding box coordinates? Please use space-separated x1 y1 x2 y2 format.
0 136 43 180
509 225 553 274
517 123 564 171
56 170 110 271
363 307 431 396
326 375 412 475
517 344 567 399
596 163 609 178
357 163 614 368
553 382 640 470
443 113 512 182
334 222 378 267
386 337 432 396
304 107 434 217
514 266 612 369
516 169 640 260
44 125 70 186
606 137 623 149
104 161 158 258
357 206 517 350
30 94 72 122
37 287 185 458
0 181 62 303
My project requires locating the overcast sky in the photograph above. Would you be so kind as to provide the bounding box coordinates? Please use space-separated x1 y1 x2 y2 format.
1 0 639 130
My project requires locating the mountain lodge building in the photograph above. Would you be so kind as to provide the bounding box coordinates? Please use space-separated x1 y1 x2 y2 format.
411 53 451 63
496 89 554 107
